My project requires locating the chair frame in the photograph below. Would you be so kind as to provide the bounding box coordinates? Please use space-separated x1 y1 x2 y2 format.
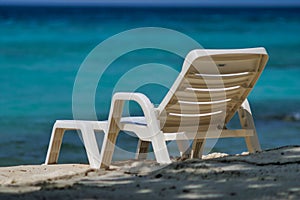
45 48 268 169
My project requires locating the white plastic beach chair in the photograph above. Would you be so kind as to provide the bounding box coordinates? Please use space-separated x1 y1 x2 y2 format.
45 47 268 169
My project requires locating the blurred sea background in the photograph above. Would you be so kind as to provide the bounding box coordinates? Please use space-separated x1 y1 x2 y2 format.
0 5 299 166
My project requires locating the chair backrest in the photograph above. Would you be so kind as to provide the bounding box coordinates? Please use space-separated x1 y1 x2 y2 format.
157 48 268 133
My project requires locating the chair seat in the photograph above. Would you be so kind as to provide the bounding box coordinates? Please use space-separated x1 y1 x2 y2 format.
54 120 107 131
120 116 147 126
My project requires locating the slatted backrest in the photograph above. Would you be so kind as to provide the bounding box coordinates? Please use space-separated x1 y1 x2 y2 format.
157 48 268 133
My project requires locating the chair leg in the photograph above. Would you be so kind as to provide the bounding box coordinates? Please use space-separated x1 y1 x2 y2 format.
81 126 101 169
99 121 120 169
45 128 65 164
238 100 262 153
100 98 125 169
191 139 206 159
177 140 191 159
136 140 150 160
151 132 171 164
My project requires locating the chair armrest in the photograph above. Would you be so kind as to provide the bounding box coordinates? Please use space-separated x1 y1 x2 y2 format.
108 92 160 136
112 92 155 114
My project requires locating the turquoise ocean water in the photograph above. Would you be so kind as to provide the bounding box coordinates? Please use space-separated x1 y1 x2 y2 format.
0 6 299 166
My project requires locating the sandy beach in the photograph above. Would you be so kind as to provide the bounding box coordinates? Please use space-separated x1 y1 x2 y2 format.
0 145 299 199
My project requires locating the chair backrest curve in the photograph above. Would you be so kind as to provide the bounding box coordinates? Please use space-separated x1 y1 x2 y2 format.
157 48 268 133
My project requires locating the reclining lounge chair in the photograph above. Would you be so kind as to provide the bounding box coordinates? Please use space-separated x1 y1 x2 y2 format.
45 47 268 169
